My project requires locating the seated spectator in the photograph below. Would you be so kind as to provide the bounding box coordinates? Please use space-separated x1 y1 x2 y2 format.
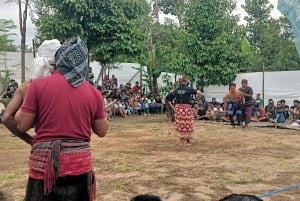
126 100 134 116
213 103 226 121
115 99 126 118
210 97 220 107
131 99 139 115
214 103 224 112
290 99 298 110
265 99 275 120
201 96 209 109
273 101 286 123
141 94 148 102
154 95 164 114
148 95 159 114
192 104 200 119
251 105 267 122
199 105 214 121
197 104 207 120
141 99 150 116
289 100 300 121
110 88 119 100
130 194 162 201
125 82 132 92
221 97 228 112
119 84 125 92
254 93 263 108
118 90 128 103
280 99 289 119
132 81 141 94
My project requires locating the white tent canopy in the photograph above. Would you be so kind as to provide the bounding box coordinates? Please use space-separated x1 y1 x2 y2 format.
3 52 299 106
203 70 300 107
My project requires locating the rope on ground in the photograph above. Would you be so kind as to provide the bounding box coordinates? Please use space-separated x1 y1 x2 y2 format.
258 183 300 198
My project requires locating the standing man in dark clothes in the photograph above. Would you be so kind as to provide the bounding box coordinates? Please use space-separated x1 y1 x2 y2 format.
239 79 253 128
172 76 203 146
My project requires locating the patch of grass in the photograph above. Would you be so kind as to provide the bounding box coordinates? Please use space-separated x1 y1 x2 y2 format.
226 177 262 185
113 181 127 192
0 169 26 186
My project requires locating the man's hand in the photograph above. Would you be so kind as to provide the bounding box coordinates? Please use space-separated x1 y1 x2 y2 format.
2 116 33 146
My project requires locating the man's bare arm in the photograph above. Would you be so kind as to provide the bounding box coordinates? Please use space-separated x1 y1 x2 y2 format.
2 116 33 146
2 88 33 146
93 119 109 137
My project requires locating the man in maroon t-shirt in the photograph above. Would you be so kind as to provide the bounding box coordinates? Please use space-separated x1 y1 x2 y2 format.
16 37 109 201
132 81 141 94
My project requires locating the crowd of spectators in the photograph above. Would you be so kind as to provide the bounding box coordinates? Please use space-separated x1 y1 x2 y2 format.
188 93 300 126
100 75 165 120
100 75 299 127
2 75 299 127
101 75 300 126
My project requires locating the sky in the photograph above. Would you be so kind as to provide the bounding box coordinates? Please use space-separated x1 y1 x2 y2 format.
0 0 282 47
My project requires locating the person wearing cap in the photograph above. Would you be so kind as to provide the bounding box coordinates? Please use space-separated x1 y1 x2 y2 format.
2 39 61 144
171 76 203 146
15 36 109 201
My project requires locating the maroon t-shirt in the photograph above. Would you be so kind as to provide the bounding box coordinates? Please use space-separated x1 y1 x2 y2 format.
21 71 106 143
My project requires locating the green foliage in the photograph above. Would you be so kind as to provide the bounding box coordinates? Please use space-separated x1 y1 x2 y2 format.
0 19 16 93
32 0 150 65
242 0 273 49
243 0 300 71
0 19 17 51
182 0 244 87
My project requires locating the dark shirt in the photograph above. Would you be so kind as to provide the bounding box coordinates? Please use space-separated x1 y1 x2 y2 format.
283 105 289 119
265 105 275 113
197 108 206 116
165 92 175 102
239 86 253 105
174 85 197 104
155 98 163 104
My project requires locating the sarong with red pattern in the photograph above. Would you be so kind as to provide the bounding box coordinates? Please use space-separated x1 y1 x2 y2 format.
29 140 96 201
175 104 194 139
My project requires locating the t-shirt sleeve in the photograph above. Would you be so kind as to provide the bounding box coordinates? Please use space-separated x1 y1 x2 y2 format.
94 91 106 120
20 81 38 113
248 87 253 95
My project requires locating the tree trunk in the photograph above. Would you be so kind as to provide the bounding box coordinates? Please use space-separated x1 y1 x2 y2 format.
95 63 106 87
18 0 29 83
20 34 26 83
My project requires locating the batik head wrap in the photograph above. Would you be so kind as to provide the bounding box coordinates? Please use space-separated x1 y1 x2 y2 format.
31 39 61 79
55 36 88 88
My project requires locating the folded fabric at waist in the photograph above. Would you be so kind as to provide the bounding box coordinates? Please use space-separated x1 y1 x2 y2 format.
29 139 92 195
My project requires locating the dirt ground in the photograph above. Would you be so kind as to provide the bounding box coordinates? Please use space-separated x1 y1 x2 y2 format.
0 115 300 201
